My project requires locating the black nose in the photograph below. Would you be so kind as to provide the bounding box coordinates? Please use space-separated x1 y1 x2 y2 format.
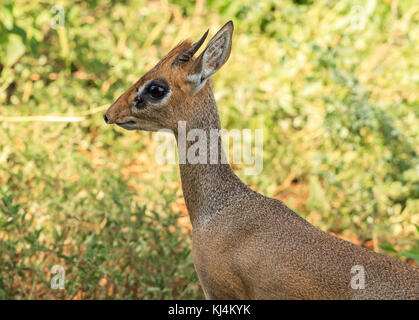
103 114 109 124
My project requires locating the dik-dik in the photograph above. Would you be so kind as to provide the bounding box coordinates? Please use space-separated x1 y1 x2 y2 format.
104 21 419 299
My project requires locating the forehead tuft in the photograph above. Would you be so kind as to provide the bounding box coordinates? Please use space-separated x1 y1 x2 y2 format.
157 40 193 67
135 40 194 88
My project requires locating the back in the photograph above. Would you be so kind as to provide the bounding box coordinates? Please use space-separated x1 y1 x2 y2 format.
192 196 419 299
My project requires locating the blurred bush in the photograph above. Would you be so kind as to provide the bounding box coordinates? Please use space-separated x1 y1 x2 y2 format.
0 0 418 299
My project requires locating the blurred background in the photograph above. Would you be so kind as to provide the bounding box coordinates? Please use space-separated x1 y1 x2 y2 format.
0 0 418 299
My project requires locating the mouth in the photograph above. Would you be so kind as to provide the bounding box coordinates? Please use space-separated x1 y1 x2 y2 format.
116 121 137 130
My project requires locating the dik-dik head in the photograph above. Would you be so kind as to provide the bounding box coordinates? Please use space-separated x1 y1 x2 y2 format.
103 21 233 132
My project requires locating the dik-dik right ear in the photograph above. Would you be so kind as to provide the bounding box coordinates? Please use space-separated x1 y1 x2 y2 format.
187 21 234 93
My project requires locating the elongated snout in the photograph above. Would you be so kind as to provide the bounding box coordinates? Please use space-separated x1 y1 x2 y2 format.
103 102 124 125
103 103 116 124
103 110 116 124
103 100 140 130
104 84 137 125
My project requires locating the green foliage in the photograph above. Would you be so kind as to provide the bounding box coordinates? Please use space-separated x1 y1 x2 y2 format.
0 0 418 299
0 182 199 299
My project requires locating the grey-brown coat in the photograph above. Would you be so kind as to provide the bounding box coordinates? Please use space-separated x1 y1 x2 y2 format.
104 21 419 299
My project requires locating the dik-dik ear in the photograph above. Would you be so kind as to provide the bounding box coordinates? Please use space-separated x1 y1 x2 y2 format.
187 21 234 93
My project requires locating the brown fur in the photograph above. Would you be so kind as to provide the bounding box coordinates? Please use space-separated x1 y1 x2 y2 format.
104 22 419 299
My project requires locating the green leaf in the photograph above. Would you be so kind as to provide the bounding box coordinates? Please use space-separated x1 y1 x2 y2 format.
379 244 398 253
0 5 13 30
5 34 25 66
308 176 329 211
401 251 419 262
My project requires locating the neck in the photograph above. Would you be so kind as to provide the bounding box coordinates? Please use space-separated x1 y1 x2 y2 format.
174 90 251 226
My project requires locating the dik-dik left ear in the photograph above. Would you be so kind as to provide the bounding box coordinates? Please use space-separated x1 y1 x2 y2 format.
187 21 234 93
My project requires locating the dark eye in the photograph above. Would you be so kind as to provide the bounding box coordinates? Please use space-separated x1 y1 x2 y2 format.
147 85 166 99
